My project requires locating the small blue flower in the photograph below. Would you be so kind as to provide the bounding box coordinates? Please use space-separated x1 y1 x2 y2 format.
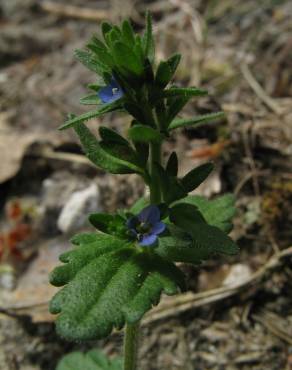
98 78 124 103
127 205 166 246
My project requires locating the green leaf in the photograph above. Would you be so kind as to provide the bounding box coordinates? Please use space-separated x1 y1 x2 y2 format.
99 126 130 146
169 203 206 230
112 42 144 76
87 43 114 68
73 122 143 174
121 20 135 46
87 83 103 92
181 162 214 192
160 87 208 99
166 96 189 123
133 142 149 167
124 103 151 126
89 213 128 238
169 112 225 130
155 54 181 88
157 222 238 265
56 349 122 370
75 49 109 76
155 164 187 204
175 194 236 233
157 225 207 264
128 125 164 144
88 213 114 233
49 234 185 341
88 35 108 51
166 152 178 177
71 233 99 246
133 35 145 65
101 22 113 40
80 94 101 105
142 11 155 63
129 197 149 214
59 101 123 130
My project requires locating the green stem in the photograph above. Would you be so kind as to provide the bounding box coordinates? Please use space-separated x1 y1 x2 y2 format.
123 141 162 370
149 142 162 204
123 322 140 370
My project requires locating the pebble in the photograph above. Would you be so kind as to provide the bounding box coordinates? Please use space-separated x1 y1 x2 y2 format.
57 183 100 233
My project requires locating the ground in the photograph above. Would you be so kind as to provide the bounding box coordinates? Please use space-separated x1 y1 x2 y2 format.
0 0 291 369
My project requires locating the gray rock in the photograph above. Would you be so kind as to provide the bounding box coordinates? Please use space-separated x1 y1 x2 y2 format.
57 183 100 233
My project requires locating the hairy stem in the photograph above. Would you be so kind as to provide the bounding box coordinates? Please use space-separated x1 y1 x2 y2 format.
149 142 162 204
123 322 140 370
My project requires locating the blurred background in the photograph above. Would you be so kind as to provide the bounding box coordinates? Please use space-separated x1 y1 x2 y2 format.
0 0 291 369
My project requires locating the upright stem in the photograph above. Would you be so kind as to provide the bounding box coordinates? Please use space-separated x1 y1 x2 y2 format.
123 140 162 370
123 322 140 370
149 142 162 204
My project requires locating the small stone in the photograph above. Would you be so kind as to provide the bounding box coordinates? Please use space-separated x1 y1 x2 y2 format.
223 264 252 286
57 183 100 233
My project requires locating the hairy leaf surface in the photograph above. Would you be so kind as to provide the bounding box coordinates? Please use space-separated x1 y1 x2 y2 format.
56 349 122 370
169 112 225 130
50 233 185 341
175 194 236 233
73 123 144 174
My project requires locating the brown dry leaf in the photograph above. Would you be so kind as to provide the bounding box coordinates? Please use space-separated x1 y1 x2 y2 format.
0 113 64 183
0 238 68 322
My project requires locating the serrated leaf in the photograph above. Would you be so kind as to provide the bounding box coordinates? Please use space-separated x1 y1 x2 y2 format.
59 101 123 130
128 125 164 143
99 126 130 146
80 94 101 105
175 194 236 233
142 11 155 63
112 42 144 76
155 54 181 88
73 122 143 174
169 112 225 130
56 349 122 370
49 234 185 341
157 222 238 264
166 152 178 177
181 162 214 192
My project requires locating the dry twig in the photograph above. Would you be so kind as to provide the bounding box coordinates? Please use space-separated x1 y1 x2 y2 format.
40 1 109 21
241 64 283 115
143 246 292 325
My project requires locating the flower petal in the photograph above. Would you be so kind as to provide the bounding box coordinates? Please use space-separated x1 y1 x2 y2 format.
139 233 157 246
150 221 166 235
98 78 123 103
138 205 160 224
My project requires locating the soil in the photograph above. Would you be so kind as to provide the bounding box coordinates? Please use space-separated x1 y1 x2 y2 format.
0 0 291 369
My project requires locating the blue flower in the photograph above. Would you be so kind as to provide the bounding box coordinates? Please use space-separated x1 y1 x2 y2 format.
98 78 124 103
127 205 166 246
